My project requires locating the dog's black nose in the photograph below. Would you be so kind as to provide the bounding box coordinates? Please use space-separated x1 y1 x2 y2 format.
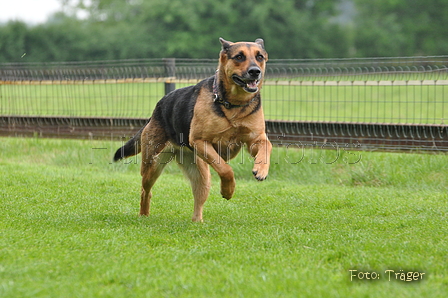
248 67 261 78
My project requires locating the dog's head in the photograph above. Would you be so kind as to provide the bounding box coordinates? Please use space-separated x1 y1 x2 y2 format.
219 38 268 94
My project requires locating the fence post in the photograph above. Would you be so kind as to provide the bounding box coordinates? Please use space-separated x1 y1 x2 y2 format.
164 58 176 95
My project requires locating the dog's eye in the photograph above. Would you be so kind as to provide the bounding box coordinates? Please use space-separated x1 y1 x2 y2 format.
256 54 264 62
234 54 245 61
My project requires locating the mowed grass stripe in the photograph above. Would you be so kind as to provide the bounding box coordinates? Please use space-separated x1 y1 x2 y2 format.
0 137 447 297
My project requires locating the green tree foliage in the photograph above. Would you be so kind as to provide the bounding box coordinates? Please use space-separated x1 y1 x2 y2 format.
352 0 448 57
0 0 347 62
0 0 447 62
0 21 28 61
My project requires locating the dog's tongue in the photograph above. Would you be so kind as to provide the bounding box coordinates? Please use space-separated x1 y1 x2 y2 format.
247 80 258 88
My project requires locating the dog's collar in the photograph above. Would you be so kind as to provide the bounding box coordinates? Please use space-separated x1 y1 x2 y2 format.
213 71 257 109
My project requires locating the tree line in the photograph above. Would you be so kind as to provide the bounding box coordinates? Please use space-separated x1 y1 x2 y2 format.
0 0 447 63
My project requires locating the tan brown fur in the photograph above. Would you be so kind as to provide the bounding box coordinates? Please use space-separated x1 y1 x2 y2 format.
114 38 271 222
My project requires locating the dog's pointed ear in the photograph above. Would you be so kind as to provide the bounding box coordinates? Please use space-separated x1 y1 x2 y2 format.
255 38 265 49
219 38 233 52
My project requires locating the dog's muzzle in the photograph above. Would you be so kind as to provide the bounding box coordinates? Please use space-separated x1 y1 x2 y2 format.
232 66 262 93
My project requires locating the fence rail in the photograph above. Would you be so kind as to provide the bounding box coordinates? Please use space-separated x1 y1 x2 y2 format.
2 56 448 80
1 116 446 152
1 57 447 152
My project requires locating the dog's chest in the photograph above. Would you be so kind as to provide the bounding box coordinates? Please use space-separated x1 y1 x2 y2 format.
210 121 253 143
208 124 253 159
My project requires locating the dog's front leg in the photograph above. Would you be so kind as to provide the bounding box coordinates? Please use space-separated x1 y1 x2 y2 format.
192 139 235 200
248 134 272 181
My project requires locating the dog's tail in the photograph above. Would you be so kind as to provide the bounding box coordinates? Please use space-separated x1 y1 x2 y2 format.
113 122 146 162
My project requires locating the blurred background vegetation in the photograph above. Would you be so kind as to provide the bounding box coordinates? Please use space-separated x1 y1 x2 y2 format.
0 0 447 62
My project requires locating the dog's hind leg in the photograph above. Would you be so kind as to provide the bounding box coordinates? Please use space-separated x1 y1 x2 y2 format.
140 161 167 216
139 121 172 216
177 150 211 222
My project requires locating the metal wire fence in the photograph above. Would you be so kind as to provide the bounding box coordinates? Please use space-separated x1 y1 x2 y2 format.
265 57 448 124
1 57 447 124
1 57 447 151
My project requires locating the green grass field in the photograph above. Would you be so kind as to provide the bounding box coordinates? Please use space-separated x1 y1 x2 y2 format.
1 137 447 297
1 82 446 124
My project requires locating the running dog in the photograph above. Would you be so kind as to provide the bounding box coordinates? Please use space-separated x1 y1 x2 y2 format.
113 38 272 222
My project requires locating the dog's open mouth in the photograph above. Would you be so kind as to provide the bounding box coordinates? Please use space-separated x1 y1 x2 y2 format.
232 75 260 93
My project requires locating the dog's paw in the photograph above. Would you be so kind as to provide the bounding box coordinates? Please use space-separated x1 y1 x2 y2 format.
191 216 204 223
220 177 235 200
252 167 269 181
221 189 234 200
